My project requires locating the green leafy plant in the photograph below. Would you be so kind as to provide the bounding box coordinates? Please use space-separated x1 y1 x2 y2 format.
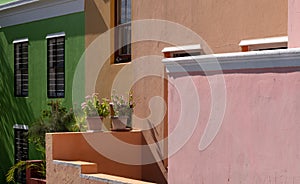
6 160 26 183
29 100 77 147
6 159 46 183
81 94 110 118
6 100 77 183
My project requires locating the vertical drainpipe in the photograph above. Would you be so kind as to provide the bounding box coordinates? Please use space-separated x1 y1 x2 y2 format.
288 0 300 48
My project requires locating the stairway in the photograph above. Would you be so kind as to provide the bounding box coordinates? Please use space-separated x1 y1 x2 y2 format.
49 160 155 184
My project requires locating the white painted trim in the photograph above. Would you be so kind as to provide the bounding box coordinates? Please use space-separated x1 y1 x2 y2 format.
13 37 28 43
162 44 202 53
0 0 84 28
162 48 300 73
13 124 29 130
46 32 65 39
239 36 288 51
0 0 38 11
239 36 288 46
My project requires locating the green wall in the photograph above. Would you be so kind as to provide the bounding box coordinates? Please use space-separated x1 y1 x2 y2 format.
0 12 85 183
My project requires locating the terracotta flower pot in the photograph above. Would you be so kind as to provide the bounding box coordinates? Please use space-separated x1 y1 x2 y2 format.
111 116 128 130
86 116 103 132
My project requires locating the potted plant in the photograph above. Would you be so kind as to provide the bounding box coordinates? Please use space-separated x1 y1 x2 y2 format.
110 91 135 130
81 93 110 132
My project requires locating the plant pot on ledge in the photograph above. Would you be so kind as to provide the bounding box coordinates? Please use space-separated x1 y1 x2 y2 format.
111 116 129 131
86 116 103 132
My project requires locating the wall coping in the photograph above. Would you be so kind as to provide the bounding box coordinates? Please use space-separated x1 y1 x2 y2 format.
239 36 288 47
162 48 300 73
0 0 84 28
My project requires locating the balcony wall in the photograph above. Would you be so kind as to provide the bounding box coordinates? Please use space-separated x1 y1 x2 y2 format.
163 48 300 183
46 131 167 183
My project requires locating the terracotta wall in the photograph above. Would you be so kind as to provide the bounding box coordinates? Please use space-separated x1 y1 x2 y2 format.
46 132 166 183
288 0 300 48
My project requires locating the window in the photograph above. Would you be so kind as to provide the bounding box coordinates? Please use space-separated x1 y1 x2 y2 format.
239 36 288 52
14 39 29 97
47 34 65 98
162 44 204 58
115 0 131 63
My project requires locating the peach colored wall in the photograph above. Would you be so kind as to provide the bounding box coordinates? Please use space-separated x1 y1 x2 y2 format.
85 0 132 98
86 1 168 179
46 132 167 183
288 0 300 48
167 68 300 183
47 132 142 179
132 0 287 54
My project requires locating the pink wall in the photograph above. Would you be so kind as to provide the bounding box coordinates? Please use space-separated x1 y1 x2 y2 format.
168 69 300 183
289 0 300 48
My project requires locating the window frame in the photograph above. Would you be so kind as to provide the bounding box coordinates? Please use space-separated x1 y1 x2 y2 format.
14 38 29 97
114 0 131 63
239 36 288 52
46 34 65 98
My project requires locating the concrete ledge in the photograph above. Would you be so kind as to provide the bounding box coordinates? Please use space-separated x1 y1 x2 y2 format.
53 160 98 174
162 48 300 73
81 173 155 184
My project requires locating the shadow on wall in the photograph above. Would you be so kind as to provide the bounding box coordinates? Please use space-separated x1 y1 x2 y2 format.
85 0 109 37
0 32 34 184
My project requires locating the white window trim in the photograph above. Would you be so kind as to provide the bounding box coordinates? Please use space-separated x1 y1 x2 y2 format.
46 32 66 39
13 38 29 44
162 44 202 54
239 36 288 51
162 44 204 58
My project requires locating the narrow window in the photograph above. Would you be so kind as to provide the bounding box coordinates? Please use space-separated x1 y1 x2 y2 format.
47 35 65 98
14 39 29 97
115 0 131 63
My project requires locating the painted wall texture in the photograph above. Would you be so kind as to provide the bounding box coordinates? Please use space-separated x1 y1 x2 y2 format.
46 132 167 183
89 1 288 181
131 1 288 179
288 0 300 48
85 2 168 178
167 67 300 183
132 0 288 54
0 12 85 183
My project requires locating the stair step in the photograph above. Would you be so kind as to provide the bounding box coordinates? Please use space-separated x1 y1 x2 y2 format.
53 160 98 174
81 173 156 184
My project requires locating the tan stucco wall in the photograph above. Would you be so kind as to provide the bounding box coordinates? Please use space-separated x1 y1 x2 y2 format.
85 0 132 98
133 0 288 53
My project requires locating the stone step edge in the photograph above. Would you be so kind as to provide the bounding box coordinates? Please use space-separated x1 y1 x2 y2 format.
81 173 156 184
53 160 98 174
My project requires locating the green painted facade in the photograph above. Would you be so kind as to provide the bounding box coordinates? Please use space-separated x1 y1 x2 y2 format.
0 12 85 183
0 0 17 5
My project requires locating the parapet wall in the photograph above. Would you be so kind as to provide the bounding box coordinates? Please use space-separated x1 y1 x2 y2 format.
163 49 300 183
